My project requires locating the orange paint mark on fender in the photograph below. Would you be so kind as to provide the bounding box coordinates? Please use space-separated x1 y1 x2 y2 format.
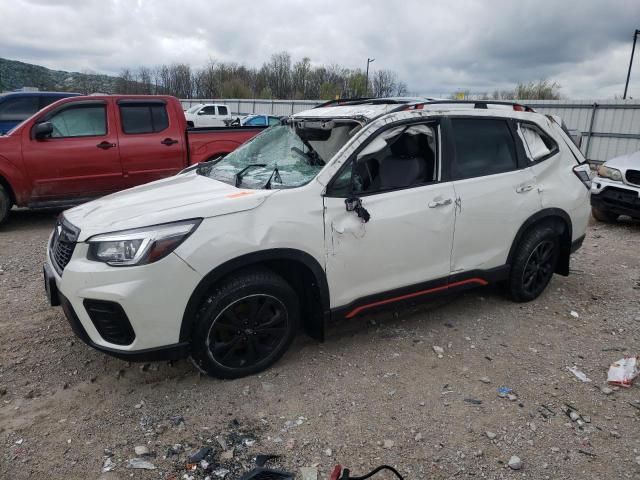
344 278 489 319
226 191 255 199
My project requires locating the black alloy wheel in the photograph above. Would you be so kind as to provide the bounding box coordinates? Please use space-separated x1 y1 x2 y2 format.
206 294 289 369
521 239 555 297
508 226 560 302
190 268 299 379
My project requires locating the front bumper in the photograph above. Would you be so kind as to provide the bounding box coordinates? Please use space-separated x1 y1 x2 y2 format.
591 177 640 218
45 239 202 360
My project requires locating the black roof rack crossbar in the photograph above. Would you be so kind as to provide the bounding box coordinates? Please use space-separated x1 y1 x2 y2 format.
393 99 535 112
313 97 417 109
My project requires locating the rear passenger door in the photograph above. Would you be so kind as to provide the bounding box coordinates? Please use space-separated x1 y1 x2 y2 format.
447 117 542 274
116 99 187 187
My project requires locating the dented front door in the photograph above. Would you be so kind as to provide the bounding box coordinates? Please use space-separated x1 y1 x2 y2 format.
323 183 456 309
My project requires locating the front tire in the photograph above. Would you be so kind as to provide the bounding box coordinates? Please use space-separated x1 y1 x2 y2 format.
508 226 559 302
190 268 299 379
591 206 618 223
0 185 12 226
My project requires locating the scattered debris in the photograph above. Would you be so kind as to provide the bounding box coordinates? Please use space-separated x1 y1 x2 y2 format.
101 457 115 473
383 439 394 449
508 455 522 470
213 467 230 478
479 376 491 384
126 457 156 470
433 345 445 358
324 448 333 457
255 454 279 467
578 449 597 457
134 400 145 409
188 447 211 463
566 366 591 382
497 386 512 397
464 398 482 405
134 445 150 456
607 356 639 387
570 311 580 318
485 431 496 440
600 386 613 395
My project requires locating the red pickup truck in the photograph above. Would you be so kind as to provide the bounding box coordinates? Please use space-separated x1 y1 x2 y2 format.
0 95 264 225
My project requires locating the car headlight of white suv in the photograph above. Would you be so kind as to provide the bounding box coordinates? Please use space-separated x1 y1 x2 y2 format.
597 165 623 182
87 219 201 266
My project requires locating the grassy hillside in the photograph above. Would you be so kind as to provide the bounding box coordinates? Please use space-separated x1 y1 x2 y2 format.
0 57 120 94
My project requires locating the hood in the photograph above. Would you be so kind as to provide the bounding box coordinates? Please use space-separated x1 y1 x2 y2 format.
64 171 275 241
604 150 640 170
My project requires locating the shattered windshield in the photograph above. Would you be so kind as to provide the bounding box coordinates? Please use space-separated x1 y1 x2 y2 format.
199 122 356 189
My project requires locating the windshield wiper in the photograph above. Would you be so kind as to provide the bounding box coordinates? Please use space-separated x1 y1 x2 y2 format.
264 165 282 189
234 163 267 187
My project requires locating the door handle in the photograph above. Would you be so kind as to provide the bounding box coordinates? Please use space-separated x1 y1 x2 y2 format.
96 141 116 150
516 184 535 193
161 138 179 146
428 198 452 208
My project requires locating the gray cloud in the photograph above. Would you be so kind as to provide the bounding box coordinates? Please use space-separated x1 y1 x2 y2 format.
1 0 639 98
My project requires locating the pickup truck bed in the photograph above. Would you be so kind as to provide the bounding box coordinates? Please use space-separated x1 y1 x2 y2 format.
0 95 264 224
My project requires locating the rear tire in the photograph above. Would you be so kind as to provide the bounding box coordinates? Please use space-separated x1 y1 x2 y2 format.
0 185 12 226
190 268 299 379
508 226 559 302
591 207 618 223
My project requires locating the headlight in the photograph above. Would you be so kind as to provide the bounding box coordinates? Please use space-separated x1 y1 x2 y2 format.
87 219 201 266
597 165 623 182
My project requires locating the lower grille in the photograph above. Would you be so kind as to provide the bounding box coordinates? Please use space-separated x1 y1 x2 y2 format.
626 169 640 187
83 299 136 345
599 186 640 210
49 218 80 275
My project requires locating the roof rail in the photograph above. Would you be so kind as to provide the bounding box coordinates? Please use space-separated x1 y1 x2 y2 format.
397 99 535 113
313 97 420 109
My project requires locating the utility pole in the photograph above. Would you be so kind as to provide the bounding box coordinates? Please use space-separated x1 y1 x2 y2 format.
623 29 640 99
365 58 375 97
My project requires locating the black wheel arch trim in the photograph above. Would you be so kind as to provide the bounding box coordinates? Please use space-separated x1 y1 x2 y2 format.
506 208 573 276
179 248 330 344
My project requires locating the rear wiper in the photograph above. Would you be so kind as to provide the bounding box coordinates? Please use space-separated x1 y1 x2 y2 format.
264 165 282 189
234 163 266 187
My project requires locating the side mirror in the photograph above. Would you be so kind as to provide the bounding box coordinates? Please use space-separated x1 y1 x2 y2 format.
345 197 370 223
197 110 206 115
33 121 53 139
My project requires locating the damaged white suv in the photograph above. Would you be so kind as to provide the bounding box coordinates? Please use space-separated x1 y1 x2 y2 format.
44 99 591 378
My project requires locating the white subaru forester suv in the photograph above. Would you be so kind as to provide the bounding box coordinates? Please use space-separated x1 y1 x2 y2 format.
44 99 591 378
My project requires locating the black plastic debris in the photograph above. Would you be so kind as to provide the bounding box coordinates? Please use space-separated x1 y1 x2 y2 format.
188 446 211 463
239 468 294 480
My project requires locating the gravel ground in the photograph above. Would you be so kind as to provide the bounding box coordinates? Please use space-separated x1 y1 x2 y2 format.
1 209 639 480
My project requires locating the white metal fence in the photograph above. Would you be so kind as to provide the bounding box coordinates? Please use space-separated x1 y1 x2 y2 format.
181 98 640 164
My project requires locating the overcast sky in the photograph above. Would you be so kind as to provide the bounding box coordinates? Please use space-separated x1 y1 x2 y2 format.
2 0 640 98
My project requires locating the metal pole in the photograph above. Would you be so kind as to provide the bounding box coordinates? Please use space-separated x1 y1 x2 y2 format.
584 102 598 161
623 30 639 99
365 58 374 97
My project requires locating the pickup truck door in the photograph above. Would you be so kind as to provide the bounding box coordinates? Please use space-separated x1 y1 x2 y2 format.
116 99 187 187
323 121 456 313
196 105 218 127
22 99 125 201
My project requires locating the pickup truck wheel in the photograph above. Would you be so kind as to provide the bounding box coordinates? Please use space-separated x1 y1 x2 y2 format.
508 226 559 302
591 207 618 223
190 268 299 379
0 185 12 226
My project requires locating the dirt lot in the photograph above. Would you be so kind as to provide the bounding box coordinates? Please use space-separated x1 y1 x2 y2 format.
0 209 639 480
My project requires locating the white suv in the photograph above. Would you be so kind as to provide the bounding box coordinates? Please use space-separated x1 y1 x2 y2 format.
590 151 640 222
44 99 591 378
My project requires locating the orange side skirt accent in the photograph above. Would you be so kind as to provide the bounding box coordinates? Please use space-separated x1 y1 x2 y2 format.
344 278 489 319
